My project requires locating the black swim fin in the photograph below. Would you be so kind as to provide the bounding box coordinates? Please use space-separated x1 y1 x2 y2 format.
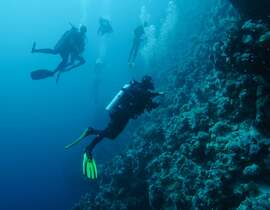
31 69 55 80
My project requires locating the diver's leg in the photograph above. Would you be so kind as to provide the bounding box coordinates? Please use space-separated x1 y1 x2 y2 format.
65 55 86 72
132 41 141 62
32 44 58 55
76 56 86 66
54 54 70 83
31 42 37 53
33 49 58 54
85 135 104 157
78 127 103 139
54 53 69 73
103 115 130 140
65 127 101 150
128 42 136 63
87 127 103 135
55 60 67 72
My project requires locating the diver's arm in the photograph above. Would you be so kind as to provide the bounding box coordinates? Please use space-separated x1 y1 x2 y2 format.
149 91 165 97
145 91 164 111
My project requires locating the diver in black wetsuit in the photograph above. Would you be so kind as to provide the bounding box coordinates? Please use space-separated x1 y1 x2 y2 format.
97 17 113 36
65 75 163 179
82 76 162 157
128 22 148 67
31 25 87 79
66 75 162 154
61 26 87 71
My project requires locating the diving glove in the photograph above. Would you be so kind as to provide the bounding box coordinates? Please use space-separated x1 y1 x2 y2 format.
83 153 98 180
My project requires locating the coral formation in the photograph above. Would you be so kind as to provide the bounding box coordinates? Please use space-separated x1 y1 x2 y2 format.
229 0 270 19
73 0 270 209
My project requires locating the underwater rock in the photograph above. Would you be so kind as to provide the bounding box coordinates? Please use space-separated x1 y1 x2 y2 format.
237 194 270 210
224 19 270 79
210 121 231 137
229 0 270 19
242 34 254 46
241 20 268 35
243 164 260 178
258 32 270 48
233 183 259 201
148 184 164 210
256 86 270 136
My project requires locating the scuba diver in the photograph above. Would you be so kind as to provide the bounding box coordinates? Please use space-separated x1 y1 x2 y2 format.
65 76 163 179
31 25 87 82
128 22 148 68
97 17 113 36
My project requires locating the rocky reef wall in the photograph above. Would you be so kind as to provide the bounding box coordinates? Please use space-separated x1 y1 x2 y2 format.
229 0 270 19
73 0 270 209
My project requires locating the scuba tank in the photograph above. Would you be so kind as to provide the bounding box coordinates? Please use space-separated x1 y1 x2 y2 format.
106 83 131 113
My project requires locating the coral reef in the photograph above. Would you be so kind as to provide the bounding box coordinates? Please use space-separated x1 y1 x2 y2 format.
229 0 270 19
73 0 270 209
218 18 270 137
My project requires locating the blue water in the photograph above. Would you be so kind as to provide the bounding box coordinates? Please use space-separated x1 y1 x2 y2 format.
0 0 170 209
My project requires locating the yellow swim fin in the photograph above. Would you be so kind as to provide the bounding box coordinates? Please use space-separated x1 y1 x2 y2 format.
82 153 98 180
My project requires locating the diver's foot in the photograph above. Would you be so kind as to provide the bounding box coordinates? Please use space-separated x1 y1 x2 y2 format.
86 151 93 159
84 145 93 159
83 152 97 179
31 42 36 53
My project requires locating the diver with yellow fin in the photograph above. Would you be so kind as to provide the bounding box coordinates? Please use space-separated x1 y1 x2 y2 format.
65 76 163 179
31 24 87 82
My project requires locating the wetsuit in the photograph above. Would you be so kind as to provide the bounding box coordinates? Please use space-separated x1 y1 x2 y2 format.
98 18 113 36
128 25 145 63
32 27 86 73
85 80 159 156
